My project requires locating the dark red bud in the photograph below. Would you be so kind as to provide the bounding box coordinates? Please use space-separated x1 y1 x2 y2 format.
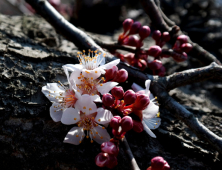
95 152 109 167
181 43 192 53
106 154 118 169
151 156 166 170
105 66 118 81
124 35 141 47
110 116 121 131
172 52 187 62
162 32 171 42
135 59 147 71
177 35 188 43
101 142 119 156
152 30 162 41
133 94 150 110
124 90 137 105
147 45 162 57
102 93 115 107
157 66 166 77
113 69 128 83
123 18 134 33
111 86 124 99
133 120 143 133
121 116 133 132
129 21 142 35
148 60 162 70
139 26 151 40
163 163 170 170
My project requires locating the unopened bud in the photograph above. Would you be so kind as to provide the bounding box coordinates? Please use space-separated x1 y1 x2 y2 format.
151 156 167 170
111 86 124 99
133 94 150 110
163 163 170 170
162 32 171 42
101 142 119 156
121 116 133 132
106 154 118 169
157 66 166 77
181 43 192 53
123 18 134 33
147 45 162 57
105 66 118 81
124 90 137 105
102 93 115 107
110 116 121 131
139 26 151 40
133 120 143 133
135 59 147 71
172 52 187 62
124 35 141 47
113 69 128 83
152 30 161 41
95 152 109 167
148 60 162 70
177 35 188 43
129 21 141 35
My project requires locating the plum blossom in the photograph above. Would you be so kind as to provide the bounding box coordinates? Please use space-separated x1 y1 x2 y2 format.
63 50 119 95
61 104 113 145
132 80 161 138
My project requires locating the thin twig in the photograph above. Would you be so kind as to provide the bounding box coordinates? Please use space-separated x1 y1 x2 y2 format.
121 137 141 170
139 0 221 65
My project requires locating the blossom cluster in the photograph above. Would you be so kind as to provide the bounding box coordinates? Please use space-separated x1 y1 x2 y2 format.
114 18 192 76
42 50 162 169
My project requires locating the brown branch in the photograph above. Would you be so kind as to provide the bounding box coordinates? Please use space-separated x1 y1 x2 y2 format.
139 0 221 65
25 0 222 157
165 62 222 91
121 137 141 170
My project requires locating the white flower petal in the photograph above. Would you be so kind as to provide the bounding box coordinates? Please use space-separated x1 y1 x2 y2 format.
63 127 85 145
75 94 97 115
96 53 105 66
100 59 120 70
61 108 80 125
63 64 83 72
42 83 65 102
131 83 144 92
82 68 102 80
143 117 161 130
92 125 110 144
91 94 102 102
142 121 156 138
49 103 64 122
95 108 113 125
96 82 118 95
145 80 151 95
69 70 82 85
142 101 159 119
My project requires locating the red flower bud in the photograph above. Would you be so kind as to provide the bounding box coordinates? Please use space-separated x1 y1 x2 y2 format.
157 66 166 77
133 94 150 110
129 21 141 35
95 152 109 167
147 45 162 57
177 35 188 43
162 32 171 42
139 26 151 40
111 86 124 99
181 43 192 53
102 93 115 107
151 156 167 170
124 90 137 105
123 18 134 33
113 69 128 83
163 163 170 170
101 142 119 156
121 116 133 132
135 59 147 71
124 35 142 47
110 116 121 131
106 154 118 169
105 66 118 81
172 52 187 62
152 30 162 41
148 60 162 70
133 120 143 133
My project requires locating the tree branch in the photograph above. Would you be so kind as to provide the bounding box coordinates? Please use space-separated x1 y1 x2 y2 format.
165 62 222 91
139 0 221 65
25 0 222 156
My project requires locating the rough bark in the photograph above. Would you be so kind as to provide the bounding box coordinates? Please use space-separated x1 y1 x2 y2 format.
0 15 221 170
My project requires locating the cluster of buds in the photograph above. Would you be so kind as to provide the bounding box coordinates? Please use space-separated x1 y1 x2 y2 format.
114 18 193 76
105 65 128 83
147 156 170 170
102 87 150 133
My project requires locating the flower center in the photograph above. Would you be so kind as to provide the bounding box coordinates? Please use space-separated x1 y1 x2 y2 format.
64 89 77 107
77 50 105 70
